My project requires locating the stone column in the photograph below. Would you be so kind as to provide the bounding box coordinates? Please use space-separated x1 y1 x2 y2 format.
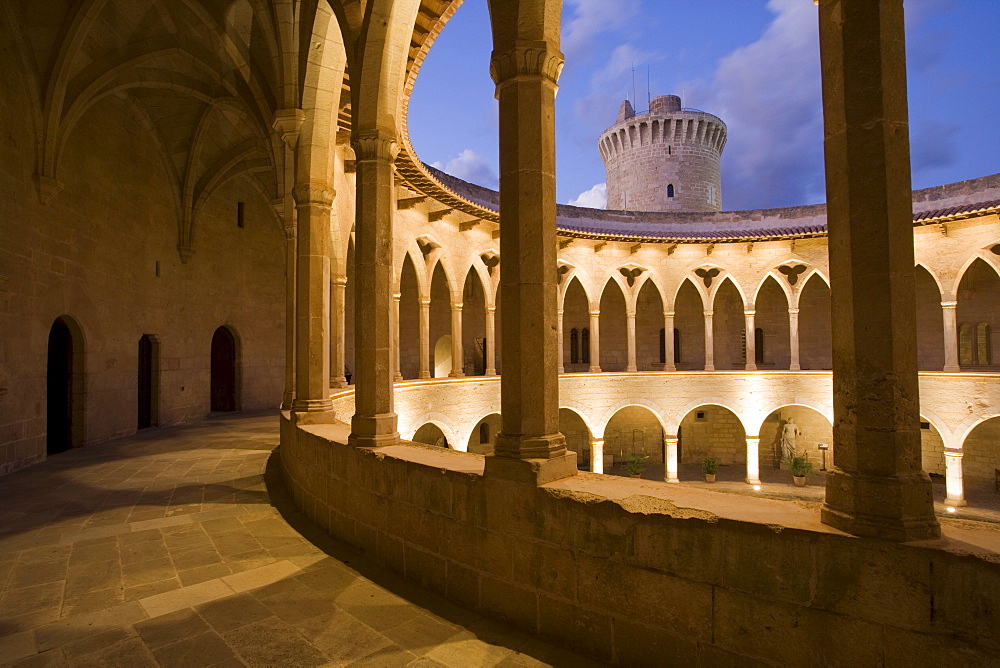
330 275 348 388
449 303 465 377
588 309 602 372
744 310 757 371
349 133 399 447
392 292 403 381
291 185 334 415
590 438 604 474
664 435 679 483
626 310 638 372
485 305 497 376
663 312 676 371
418 298 431 379
788 307 801 371
818 0 939 540
485 40 574 481
281 226 296 409
943 449 966 507
557 308 565 374
745 436 762 485
703 310 715 371
941 300 960 371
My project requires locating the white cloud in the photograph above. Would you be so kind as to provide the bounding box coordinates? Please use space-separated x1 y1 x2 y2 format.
680 0 825 209
430 149 498 189
563 0 640 59
569 182 607 208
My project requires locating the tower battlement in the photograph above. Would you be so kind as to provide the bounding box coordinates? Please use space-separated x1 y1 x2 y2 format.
599 95 727 213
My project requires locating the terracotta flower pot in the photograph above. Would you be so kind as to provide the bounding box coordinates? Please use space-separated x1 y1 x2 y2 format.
793 476 807 487
705 473 716 483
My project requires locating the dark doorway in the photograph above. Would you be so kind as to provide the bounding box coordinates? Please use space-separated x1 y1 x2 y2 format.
138 335 158 429
211 326 238 412
47 317 78 454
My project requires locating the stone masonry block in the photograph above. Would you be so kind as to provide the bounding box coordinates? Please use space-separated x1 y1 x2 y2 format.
480 575 537 634
713 588 883 665
576 553 712 641
722 524 815 605
512 540 576 600
633 516 724 584
404 543 447 596
538 595 613 663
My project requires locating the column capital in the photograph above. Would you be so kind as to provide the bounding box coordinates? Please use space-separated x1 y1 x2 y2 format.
744 310 757 317
626 310 636 319
331 275 347 287
788 307 800 316
292 183 335 209
392 292 401 301
351 132 400 162
272 108 306 149
486 305 496 314
589 310 601 318
490 42 564 88
703 310 714 317
419 298 432 307
943 449 963 458
941 300 958 309
663 311 675 319
451 303 464 311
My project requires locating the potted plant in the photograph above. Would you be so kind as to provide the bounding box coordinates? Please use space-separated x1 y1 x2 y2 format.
789 456 813 486
702 457 719 483
624 453 649 478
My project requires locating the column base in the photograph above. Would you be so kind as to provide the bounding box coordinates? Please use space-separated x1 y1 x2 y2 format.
495 432 568 460
448 371 465 378
485 369 497 376
330 377 348 389
394 372 403 382
821 468 941 541
945 497 967 507
704 364 715 371
942 365 960 372
350 413 399 448
291 398 334 414
418 372 431 379
588 366 602 373
626 365 638 372
665 474 679 483
280 391 294 412
291 408 338 426
662 364 676 372
484 452 578 485
745 364 757 371
746 477 761 486
790 364 801 371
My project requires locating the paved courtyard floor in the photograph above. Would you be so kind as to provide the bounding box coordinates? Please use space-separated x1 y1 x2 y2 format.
0 414 601 667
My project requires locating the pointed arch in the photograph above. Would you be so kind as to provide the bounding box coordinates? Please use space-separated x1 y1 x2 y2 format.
599 277 628 372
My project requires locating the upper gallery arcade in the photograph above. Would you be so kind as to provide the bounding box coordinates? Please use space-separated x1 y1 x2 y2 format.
1 0 998 664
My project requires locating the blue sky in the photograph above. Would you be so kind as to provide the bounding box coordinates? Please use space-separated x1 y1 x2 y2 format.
407 0 1000 211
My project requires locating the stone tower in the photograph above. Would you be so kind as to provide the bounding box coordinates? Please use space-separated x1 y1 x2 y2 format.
599 95 727 212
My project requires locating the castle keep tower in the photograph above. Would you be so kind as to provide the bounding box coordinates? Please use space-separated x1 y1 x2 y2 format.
599 95 727 212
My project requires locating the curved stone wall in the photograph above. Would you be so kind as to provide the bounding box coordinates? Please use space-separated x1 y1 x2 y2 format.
280 411 1000 664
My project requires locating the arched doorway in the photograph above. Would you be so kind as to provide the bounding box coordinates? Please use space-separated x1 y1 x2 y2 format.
755 276 791 369
433 335 452 378
138 334 159 429
211 326 239 412
798 274 832 369
758 405 832 481
468 413 501 455
559 408 592 470
674 280 705 370
413 422 449 448
678 405 745 480
635 279 664 370
47 316 84 455
599 279 627 372
712 278 744 370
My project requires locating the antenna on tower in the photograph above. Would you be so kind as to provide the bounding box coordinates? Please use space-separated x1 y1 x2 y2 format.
647 65 651 109
631 64 636 111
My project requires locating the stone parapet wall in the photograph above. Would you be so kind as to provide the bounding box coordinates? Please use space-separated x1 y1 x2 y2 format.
280 415 1000 665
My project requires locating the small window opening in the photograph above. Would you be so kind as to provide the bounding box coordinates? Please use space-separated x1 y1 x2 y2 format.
659 328 666 364
581 328 591 365
920 421 931 430
754 328 765 364
673 328 681 364
667 184 675 198
570 329 579 364
696 411 706 421
479 423 490 444
237 201 245 228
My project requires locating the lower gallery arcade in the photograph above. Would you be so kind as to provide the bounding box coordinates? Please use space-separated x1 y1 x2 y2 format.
2 0 999 664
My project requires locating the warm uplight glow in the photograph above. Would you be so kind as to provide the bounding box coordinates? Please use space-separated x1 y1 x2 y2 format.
753 485 761 491
947 507 957 513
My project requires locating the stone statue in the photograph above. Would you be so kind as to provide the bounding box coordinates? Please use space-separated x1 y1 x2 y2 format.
780 418 800 461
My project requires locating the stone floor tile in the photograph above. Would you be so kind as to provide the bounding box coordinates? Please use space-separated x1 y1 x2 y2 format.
121 539 169 564
423 631 516 668
4 563 68 592
296 608 394 664
177 564 233 587
122 558 176 587
0 582 64 616
61 587 125 617
0 630 37 664
64 562 121 598
381 614 463 657
118 530 164 546
133 609 210 649
32 603 147 653
2 648 66 667
60 628 135 659
150 631 236 668
124 578 180 602
221 617 329 667
344 642 419 668
139 578 234 619
169 546 223 571
68 637 158 667
195 594 274 633
221 560 298 594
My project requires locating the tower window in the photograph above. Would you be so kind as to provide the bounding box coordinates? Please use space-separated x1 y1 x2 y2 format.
237 201 245 228
667 184 675 198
